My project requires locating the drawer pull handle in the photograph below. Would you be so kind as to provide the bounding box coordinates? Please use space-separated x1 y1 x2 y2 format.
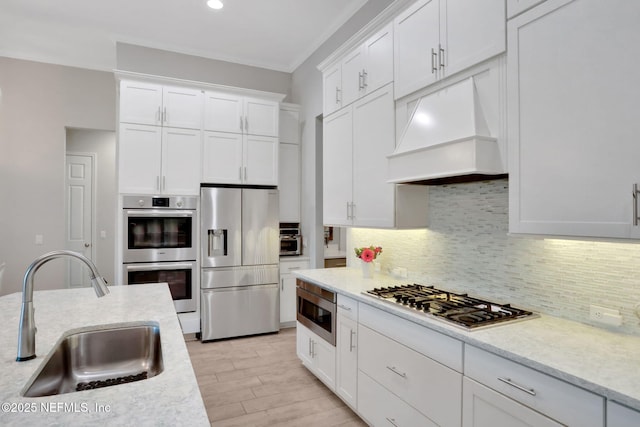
386 366 407 379
349 330 356 352
498 377 536 396
338 304 352 311
385 417 399 427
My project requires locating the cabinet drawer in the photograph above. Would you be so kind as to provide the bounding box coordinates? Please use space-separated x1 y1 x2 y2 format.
359 325 462 426
464 345 604 427
359 302 463 371
279 259 309 274
358 370 438 427
337 294 358 321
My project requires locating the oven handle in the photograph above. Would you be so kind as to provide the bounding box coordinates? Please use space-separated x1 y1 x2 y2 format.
124 262 195 272
125 210 195 217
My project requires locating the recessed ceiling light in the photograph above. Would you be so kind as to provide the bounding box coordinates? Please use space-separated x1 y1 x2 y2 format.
207 0 223 9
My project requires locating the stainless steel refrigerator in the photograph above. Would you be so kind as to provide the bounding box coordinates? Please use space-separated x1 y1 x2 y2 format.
200 186 280 341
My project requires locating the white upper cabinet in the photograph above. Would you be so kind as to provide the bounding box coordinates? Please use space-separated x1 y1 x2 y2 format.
204 91 279 137
119 80 203 129
394 0 505 99
508 0 640 239
279 104 301 222
323 83 428 228
322 22 394 115
119 124 201 195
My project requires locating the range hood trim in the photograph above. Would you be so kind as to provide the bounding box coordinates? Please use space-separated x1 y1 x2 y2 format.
388 76 506 185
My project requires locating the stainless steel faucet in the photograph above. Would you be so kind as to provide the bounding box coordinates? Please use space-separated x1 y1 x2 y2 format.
17 250 109 362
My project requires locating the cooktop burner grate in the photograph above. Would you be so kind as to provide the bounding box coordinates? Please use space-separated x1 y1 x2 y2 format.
365 284 535 330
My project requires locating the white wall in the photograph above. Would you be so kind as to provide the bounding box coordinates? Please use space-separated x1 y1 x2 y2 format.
0 57 116 295
349 179 640 336
290 0 395 268
116 43 292 100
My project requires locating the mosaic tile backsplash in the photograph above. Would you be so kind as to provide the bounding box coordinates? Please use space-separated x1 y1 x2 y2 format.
348 179 640 336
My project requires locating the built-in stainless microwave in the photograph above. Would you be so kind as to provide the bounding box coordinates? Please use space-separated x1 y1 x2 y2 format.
296 279 336 346
280 224 302 256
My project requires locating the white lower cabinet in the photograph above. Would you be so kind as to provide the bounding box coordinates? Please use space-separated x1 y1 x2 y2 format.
296 322 336 390
462 377 562 427
336 295 358 410
358 370 438 427
279 258 309 326
607 401 640 427
464 345 604 427
358 324 462 426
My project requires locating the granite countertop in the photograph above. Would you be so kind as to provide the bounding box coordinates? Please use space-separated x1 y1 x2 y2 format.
0 284 208 426
294 267 640 412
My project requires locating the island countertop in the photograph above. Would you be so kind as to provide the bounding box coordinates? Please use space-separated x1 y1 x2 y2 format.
0 284 208 426
294 267 640 412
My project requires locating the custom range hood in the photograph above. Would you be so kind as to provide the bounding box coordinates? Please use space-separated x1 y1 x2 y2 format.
387 77 506 185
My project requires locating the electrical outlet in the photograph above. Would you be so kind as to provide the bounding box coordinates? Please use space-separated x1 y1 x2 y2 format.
590 305 623 326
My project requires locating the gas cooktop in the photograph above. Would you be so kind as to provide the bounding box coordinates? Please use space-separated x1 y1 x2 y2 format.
364 284 536 330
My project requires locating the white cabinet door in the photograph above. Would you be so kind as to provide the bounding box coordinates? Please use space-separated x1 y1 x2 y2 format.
161 86 203 130
323 108 353 226
279 143 300 222
508 0 640 239
362 22 394 96
352 84 395 227
202 131 243 184
313 335 336 391
462 377 563 427
244 135 278 185
323 63 342 115
336 315 357 409
279 106 300 144
607 401 640 427
296 323 314 367
119 81 163 126
119 123 162 194
394 0 440 99
244 97 279 137
203 91 243 133
341 46 365 108
444 0 505 78
162 128 201 195
279 274 297 324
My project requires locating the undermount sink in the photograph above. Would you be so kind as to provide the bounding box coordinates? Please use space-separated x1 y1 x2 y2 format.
22 322 164 397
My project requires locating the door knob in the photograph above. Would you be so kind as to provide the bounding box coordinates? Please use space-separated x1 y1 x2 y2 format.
84 243 90 248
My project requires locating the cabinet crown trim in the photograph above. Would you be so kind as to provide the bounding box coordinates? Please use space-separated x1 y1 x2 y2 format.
115 70 286 102
317 0 414 72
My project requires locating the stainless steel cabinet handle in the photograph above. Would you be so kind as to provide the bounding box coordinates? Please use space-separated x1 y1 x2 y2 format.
244 166 247 181
385 418 399 427
281 278 284 291
156 106 161 122
358 72 364 90
362 69 368 88
338 304 352 311
335 87 341 104
439 44 445 69
311 340 316 358
634 184 639 226
431 48 438 73
351 203 356 220
240 117 244 132
386 366 407 378
349 330 356 352
308 338 312 357
346 202 350 220
497 377 537 396
289 266 301 271
245 117 248 133
84 243 90 248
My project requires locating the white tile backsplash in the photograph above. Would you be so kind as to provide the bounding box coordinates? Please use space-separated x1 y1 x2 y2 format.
348 179 640 335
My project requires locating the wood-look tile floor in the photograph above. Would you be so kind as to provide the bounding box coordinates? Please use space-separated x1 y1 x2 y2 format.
186 327 367 427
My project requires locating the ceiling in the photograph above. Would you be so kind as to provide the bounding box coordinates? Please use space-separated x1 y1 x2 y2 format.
0 0 368 73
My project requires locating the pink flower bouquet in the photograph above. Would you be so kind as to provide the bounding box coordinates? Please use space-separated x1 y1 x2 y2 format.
354 246 382 263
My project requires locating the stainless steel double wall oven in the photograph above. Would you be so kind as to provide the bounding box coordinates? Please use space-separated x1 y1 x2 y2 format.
122 195 198 313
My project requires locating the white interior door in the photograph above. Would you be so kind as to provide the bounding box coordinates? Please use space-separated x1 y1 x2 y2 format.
65 153 94 288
